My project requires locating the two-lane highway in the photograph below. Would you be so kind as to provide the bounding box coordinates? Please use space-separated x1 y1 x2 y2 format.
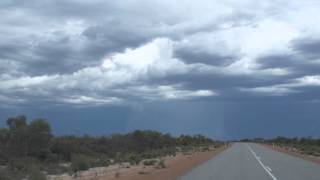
178 143 320 180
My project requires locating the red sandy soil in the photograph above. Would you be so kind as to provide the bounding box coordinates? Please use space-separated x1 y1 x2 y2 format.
264 144 320 164
47 146 228 180
109 146 227 180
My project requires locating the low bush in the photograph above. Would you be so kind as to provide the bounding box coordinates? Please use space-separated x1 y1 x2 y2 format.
143 159 157 166
28 165 46 180
201 146 210 152
155 159 166 169
0 168 14 180
126 154 141 165
42 163 70 175
71 154 92 172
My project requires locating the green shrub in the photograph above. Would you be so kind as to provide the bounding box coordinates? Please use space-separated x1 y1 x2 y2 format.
127 154 141 165
28 165 46 180
0 169 14 180
71 154 91 172
93 155 110 167
42 163 70 175
143 159 157 166
8 157 38 172
45 153 59 164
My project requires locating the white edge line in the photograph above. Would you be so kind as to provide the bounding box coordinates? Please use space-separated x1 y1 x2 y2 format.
247 145 278 180
266 166 272 172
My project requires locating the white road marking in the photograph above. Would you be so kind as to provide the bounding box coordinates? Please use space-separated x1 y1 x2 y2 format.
266 166 272 172
247 145 278 180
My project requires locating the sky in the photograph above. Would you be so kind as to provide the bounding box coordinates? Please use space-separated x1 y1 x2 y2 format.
1 0 320 139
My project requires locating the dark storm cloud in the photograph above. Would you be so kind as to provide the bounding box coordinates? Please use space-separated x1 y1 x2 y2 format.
221 101 320 139
292 38 320 59
257 54 297 69
0 0 262 76
256 37 320 78
149 73 282 90
0 24 151 76
1 0 320 139
0 34 92 75
82 23 153 53
0 0 112 18
0 0 320 104
0 1 163 75
257 53 320 78
174 48 237 66
0 43 27 61
26 24 152 75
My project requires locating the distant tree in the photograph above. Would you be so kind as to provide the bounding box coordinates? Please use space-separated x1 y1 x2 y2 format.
27 119 52 160
6 115 27 130
177 135 193 146
4 116 52 160
51 136 79 161
0 128 9 164
6 116 29 157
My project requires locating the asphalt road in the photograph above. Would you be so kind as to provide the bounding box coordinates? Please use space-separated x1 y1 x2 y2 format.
178 143 320 180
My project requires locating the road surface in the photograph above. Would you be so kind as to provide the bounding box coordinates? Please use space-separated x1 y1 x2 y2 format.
178 143 320 180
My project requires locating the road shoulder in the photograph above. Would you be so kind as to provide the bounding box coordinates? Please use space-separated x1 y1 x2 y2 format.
263 144 320 164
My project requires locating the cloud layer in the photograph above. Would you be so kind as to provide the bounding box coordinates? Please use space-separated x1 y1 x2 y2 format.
1 0 320 107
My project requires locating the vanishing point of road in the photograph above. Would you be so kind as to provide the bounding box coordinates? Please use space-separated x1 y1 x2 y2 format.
178 143 320 180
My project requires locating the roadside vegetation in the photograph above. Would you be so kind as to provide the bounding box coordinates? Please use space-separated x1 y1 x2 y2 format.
241 137 320 156
0 115 222 180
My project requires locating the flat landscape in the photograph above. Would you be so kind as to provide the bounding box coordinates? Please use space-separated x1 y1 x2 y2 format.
2 0 320 179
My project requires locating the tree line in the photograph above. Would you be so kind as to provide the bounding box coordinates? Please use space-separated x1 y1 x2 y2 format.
0 115 221 180
240 136 320 156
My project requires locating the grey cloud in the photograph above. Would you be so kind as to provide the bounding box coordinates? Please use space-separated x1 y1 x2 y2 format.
2 0 320 140
256 54 297 69
1 0 320 108
0 43 27 61
256 52 320 78
174 48 237 66
256 37 320 76
0 0 112 19
0 23 152 76
146 70 294 101
292 38 320 59
0 0 261 77
0 35 89 75
82 22 153 52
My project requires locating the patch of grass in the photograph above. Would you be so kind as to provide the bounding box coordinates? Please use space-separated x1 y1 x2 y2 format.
143 159 157 166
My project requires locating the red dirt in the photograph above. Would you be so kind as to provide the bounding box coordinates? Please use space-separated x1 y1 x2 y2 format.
109 146 227 180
